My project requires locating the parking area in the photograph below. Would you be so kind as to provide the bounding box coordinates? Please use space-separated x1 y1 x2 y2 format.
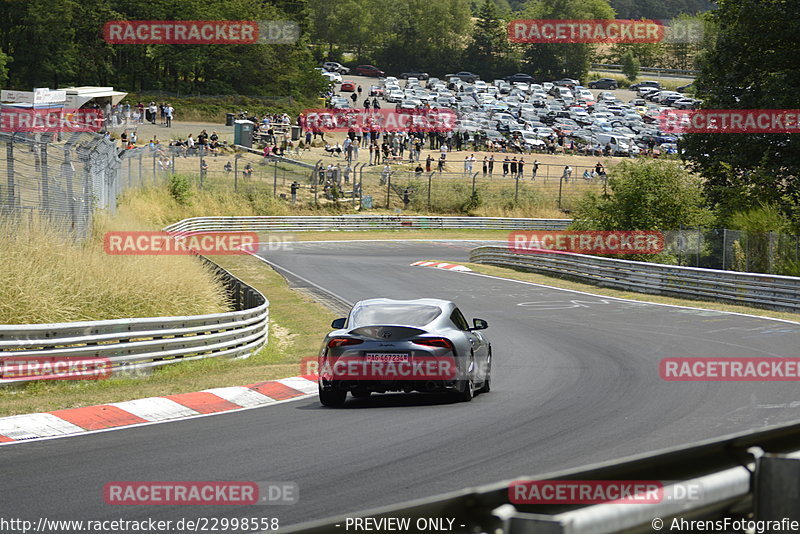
319 71 697 157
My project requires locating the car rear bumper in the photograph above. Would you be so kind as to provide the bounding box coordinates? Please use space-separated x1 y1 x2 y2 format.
321 378 460 393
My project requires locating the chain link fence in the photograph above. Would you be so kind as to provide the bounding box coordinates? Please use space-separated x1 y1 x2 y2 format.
0 131 123 239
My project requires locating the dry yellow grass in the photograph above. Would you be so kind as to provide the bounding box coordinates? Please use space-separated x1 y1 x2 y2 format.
0 216 230 324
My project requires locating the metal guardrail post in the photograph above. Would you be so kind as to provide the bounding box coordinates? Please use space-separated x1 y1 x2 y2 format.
754 454 800 522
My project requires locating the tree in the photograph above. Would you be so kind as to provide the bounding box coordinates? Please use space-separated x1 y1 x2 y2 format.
572 160 713 231
0 48 10 87
516 0 615 81
679 0 800 224
464 0 514 79
621 50 639 80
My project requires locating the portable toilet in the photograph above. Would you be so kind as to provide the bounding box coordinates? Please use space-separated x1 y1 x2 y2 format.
234 119 254 148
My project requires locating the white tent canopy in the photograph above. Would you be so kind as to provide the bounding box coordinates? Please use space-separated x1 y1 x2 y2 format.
61 87 128 109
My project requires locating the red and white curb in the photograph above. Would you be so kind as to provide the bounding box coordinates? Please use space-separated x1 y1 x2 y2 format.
0 375 318 444
410 260 472 272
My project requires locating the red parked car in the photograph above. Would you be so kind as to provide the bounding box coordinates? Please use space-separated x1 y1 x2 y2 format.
340 81 357 92
355 65 385 77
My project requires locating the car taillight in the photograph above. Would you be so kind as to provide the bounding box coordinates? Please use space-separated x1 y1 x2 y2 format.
412 338 455 351
327 338 364 349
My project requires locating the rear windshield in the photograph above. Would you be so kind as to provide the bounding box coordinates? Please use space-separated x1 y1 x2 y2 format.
350 304 442 327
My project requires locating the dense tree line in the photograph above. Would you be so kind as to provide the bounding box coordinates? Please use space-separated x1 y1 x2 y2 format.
0 0 325 97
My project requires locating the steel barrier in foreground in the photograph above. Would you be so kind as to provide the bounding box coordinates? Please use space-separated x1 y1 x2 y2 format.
164 215 573 234
469 246 800 313
0 257 268 385
279 419 800 534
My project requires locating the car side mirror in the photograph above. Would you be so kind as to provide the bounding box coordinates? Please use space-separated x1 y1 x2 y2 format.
470 318 488 331
331 318 347 329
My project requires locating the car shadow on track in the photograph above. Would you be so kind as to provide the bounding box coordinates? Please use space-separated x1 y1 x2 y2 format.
298 392 483 409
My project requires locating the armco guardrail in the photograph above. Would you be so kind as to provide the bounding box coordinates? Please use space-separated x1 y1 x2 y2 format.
280 420 800 534
164 216 573 234
591 63 698 78
469 246 800 312
0 257 268 384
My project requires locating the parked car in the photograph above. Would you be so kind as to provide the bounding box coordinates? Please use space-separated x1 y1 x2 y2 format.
356 64 385 77
630 80 662 91
445 71 481 83
677 82 694 93
554 78 580 88
503 73 536 84
322 62 350 75
339 81 356 92
400 70 430 80
588 78 619 89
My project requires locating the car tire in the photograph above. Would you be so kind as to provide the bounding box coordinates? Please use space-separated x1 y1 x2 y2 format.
319 384 347 407
478 352 492 394
454 353 475 402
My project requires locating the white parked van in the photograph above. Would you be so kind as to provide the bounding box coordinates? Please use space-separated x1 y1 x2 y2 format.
595 133 634 155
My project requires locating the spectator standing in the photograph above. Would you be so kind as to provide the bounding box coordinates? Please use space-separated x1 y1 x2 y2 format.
562 165 572 182
488 154 494 175
517 158 525 179
290 181 299 203
165 104 173 128
482 156 488 175
502 156 509 176
532 159 540 181
425 154 433 173
510 157 518 178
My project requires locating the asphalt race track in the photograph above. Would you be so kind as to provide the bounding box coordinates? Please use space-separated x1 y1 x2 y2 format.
3 240 800 530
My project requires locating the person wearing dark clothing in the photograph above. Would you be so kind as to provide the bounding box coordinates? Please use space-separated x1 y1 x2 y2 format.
502 157 509 176
290 181 299 203
510 157 518 177
403 187 412 209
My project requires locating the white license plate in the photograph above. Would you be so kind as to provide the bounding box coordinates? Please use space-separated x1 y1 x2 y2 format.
365 353 410 363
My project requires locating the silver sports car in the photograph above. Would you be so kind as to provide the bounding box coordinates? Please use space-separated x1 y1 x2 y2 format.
317 298 491 407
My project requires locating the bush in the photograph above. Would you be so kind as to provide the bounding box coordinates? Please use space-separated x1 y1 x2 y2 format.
168 174 193 206
621 52 640 81
571 159 714 231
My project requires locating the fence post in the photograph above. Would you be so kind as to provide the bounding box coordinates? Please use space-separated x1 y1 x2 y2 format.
234 153 241 192
152 152 158 186
386 172 392 209
514 173 519 203
427 172 433 211
273 159 278 198
696 226 701 267
557 173 564 209
722 229 727 271
40 141 49 216
6 137 15 208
